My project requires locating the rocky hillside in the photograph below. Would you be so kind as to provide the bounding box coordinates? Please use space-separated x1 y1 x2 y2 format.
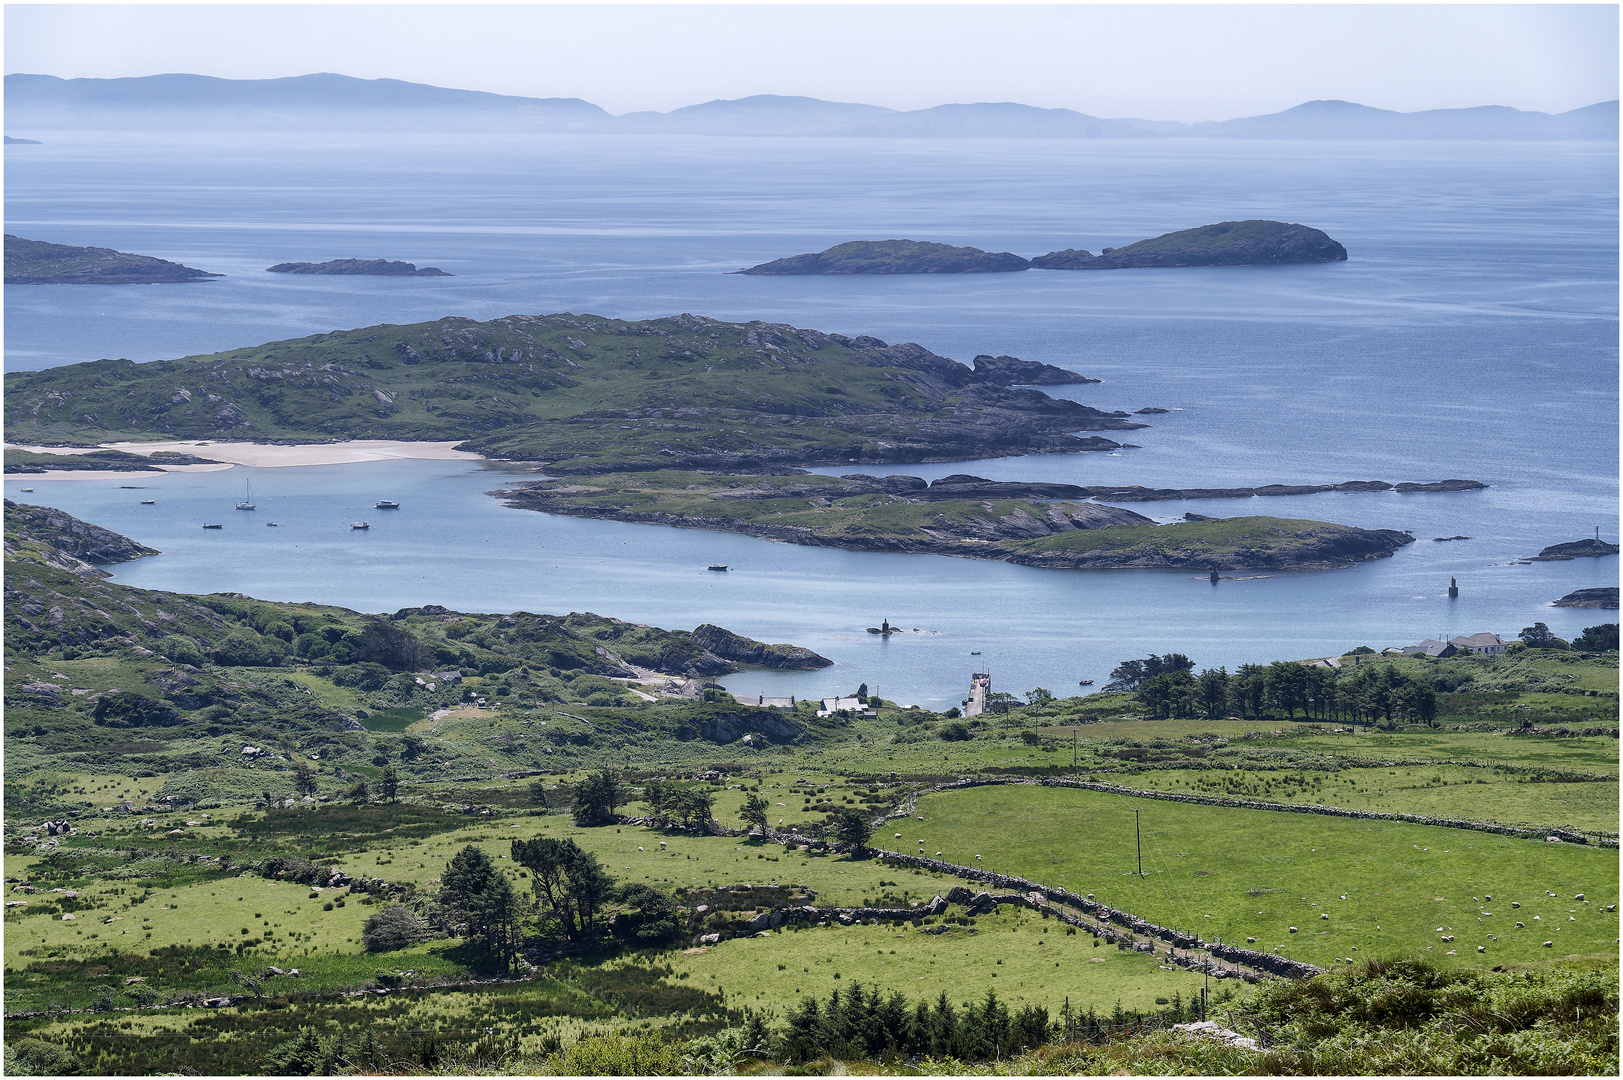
5 234 222 284
1034 220 1347 270
738 239 1031 274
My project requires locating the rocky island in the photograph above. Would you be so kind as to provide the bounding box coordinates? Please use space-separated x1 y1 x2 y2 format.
266 258 452 276
494 470 1415 572
1033 220 1348 270
1552 588 1619 609
4 234 221 284
737 239 1031 274
1530 539 1620 561
3 312 1136 473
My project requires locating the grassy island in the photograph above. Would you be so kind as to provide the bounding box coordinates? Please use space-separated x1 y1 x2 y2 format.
3 312 1134 472
496 470 1416 571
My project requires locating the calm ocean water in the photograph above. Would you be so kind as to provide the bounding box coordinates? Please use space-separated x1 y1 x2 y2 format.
4 132 1617 707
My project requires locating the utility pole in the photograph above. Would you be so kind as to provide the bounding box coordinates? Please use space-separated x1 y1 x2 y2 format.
1072 729 1077 770
1134 808 1143 877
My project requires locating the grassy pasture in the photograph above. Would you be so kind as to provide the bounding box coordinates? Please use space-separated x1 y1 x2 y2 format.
905 785 1619 969
649 902 1221 1017
1120 765 1619 834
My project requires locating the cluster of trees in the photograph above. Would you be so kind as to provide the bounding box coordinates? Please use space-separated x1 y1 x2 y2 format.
421 837 683 968
640 779 716 830
1523 621 1618 652
1132 659 1439 725
569 770 623 826
1106 654 1195 692
781 985 1052 1064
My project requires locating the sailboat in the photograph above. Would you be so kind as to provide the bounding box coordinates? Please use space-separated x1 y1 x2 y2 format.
235 479 256 511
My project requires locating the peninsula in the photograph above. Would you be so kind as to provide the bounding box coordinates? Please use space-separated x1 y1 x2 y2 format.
266 258 452 276
1033 220 1348 269
3 312 1137 473
4 234 221 284
494 470 1416 571
737 239 1030 275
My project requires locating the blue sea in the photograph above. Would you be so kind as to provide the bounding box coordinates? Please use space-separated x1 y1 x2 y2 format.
4 132 1617 708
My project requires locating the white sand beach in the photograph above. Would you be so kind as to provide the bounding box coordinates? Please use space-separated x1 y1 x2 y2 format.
7 440 484 472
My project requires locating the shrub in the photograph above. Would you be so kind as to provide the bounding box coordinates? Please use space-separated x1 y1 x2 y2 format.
156 635 205 666
361 904 432 952
939 721 972 741
552 1033 682 1076
4 1038 81 1076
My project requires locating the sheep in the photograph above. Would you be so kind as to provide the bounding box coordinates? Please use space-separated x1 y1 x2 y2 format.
1511 901 1520 908
637 846 644 852
1543 941 1553 948
1477 946 1486 953
1320 913 1329 920
975 855 983 861
658 842 667 850
1515 922 1525 928
895 833 902 839
936 852 942 857
1288 926 1298 934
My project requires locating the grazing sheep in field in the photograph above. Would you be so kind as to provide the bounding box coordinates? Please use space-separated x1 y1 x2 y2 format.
1515 922 1524 928
975 855 982 861
1543 941 1553 948
936 852 942 857
895 833 902 839
659 842 667 850
637 846 644 852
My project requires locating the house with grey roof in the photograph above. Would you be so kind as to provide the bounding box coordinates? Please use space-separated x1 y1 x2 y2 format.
1449 632 1510 654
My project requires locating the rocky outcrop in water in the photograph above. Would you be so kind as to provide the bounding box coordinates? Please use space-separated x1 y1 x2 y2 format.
265 258 451 276
1532 539 1619 561
738 239 1030 274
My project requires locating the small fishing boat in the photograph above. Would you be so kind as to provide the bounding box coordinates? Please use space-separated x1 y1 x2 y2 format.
236 479 255 511
119 485 144 489
140 499 156 505
266 522 280 527
375 500 400 509
707 564 729 571
202 523 222 529
350 521 370 530
21 487 35 492
970 651 981 655
1078 679 1094 686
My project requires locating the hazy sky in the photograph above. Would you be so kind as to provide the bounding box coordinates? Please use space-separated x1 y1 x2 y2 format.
4 4 1617 122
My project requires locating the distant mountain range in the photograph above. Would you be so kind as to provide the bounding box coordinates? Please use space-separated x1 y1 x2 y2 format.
4 73 1616 140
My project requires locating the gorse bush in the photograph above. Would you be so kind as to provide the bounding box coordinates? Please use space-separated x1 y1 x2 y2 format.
548 1032 683 1076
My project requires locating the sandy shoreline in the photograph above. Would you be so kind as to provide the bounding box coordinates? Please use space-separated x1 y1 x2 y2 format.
6 439 485 472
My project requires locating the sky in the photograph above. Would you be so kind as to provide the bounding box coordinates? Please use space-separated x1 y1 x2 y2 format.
3 3 1618 123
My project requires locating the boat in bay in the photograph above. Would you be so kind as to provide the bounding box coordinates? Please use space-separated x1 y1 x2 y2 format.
375 500 400 509
202 523 222 529
235 479 256 511
350 521 370 530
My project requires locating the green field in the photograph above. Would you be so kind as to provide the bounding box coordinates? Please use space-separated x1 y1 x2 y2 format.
903 784 1619 969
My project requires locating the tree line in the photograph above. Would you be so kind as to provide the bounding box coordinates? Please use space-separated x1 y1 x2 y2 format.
1127 659 1439 726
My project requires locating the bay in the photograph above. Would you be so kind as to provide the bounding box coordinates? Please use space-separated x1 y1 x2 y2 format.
4 132 1617 707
